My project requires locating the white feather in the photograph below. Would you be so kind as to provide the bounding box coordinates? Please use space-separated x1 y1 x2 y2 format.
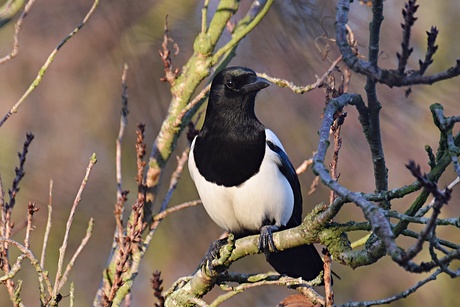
188 129 294 233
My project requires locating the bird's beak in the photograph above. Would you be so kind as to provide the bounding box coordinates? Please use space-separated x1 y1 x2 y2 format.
241 76 271 94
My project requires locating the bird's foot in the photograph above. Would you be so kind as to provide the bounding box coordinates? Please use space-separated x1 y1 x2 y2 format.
199 234 235 275
258 225 279 260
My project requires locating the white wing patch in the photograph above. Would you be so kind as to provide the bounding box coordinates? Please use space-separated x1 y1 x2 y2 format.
188 129 294 233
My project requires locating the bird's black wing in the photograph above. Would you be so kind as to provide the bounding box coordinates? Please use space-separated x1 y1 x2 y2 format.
266 140 302 228
266 139 325 282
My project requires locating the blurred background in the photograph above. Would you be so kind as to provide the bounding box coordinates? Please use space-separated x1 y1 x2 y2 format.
0 0 459 306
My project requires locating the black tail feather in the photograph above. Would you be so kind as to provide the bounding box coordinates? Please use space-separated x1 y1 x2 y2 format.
267 244 326 285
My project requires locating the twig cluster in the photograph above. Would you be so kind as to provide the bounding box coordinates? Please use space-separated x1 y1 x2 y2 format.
98 65 202 305
103 123 148 306
1 133 34 303
0 4 101 294
1 133 97 306
337 0 460 88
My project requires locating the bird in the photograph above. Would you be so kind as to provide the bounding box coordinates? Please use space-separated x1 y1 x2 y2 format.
188 66 324 282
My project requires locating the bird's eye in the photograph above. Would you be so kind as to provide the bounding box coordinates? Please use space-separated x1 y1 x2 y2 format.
226 80 235 89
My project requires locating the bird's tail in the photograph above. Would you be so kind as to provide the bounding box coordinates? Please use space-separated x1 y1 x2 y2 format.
267 244 325 284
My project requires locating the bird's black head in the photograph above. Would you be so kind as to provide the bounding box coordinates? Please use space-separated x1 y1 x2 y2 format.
205 67 270 124
210 66 270 98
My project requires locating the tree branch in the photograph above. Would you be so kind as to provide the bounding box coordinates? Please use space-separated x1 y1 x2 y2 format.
335 0 460 88
0 0 99 127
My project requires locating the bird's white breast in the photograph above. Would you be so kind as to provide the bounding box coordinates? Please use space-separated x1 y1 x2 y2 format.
188 129 294 233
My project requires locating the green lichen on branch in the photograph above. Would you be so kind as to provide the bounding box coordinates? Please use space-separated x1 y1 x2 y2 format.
98 1 275 304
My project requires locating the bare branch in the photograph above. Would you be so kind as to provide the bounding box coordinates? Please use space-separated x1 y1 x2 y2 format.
339 269 442 307
152 200 201 226
417 26 439 76
116 63 129 199
38 179 53 304
397 0 418 74
24 202 38 249
336 0 460 88
53 154 97 298
257 55 343 95
58 218 94 290
212 273 323 307
159 148 190 213
0 0 37 64
329 112 346 205
0 237 53 299
323 249 334 307
0 0 100 127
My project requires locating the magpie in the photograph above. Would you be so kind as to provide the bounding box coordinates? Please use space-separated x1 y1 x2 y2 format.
188 66 324 282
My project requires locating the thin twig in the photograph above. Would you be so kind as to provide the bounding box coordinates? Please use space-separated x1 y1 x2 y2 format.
308 176 320 195
201 0 210 34
0 237 53 297
0 0 37 64
338 269 442 307
397 0 418 74
405 161 451 261
39 179 53 304
324 249 334 307
295 158 314 175
59 218 94 290
212 273 324 307
0 174 5 238
53 154 97 297
159 148 190 213
70 282 75 307
329 113 346 205
114 64 130 252
336 0 460 87
117 63 129 199
152 200 201 225
24 202 38 249
257 55 343 95
0 0 100 127
211 0 273 65
417 26 439 76
416 176 460 217
177 83 211 127
0 254 26 283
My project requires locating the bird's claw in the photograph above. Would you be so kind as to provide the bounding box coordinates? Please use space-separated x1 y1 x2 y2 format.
200 237 226 271
258 225 279 259
200 234 235 274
